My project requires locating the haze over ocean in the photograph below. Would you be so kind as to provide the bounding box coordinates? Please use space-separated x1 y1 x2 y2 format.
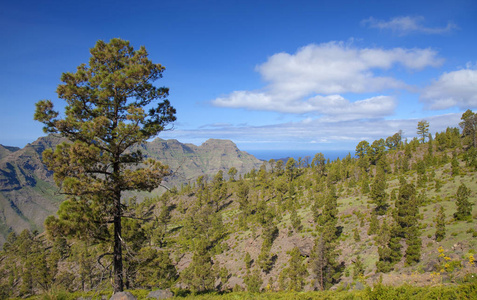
245 149 353 162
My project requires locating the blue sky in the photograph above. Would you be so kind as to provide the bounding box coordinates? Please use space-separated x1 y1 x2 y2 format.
1 0 476 154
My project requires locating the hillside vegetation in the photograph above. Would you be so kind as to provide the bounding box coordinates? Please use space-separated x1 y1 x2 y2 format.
1 114 477 299
0 136 262 246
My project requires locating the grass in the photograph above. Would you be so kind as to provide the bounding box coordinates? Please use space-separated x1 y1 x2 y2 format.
32 281 477 300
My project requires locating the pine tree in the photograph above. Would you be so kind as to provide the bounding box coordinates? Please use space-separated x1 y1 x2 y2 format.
454 183 473 221
310 185 342 290
280 247 308 291
20 261 33 296
312 153 326 177
195 175 210 205
352 255 365 280
318 186 338 226
435 206 446 242
290 209 302 232
385 131 402 150
258 163 269 187
460 109 477 148
35 38 176 292
237 180 250 214
211 170 227 212
181 240 215 293
135 248 178 289
75 242 97 291
257 245 275 274
152 197 171 247
360 170 370 194
228 167 238 182
464 147 477 169
374 219 391 246
387 180 422 267
355 140 370 170
310 227 342 290
244 252 253 269
274 159 284 176
216 266 230 291
310 235 326 290
417 120 430 143
244 267 263 292
285 157 297 182
405 233 422 266
257 217 278 273
370 166 387 215
9 230 46 296
376 223 402 273
395 181 419 238
353 227 361 242
426 134 434 165
370 139 386 165
367 213 379 235
451 155 460 176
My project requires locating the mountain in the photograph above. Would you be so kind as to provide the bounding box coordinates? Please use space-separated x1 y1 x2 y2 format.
0 135 65 245
139 138 262 186
0 135 263 246
0 145 20 160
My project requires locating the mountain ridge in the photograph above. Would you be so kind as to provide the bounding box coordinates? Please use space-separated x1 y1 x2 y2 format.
0 134 263 246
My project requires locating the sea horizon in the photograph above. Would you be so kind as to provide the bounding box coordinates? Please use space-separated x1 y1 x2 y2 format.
244 149 354 162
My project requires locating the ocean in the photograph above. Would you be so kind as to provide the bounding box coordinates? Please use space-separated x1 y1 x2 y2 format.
244 149 353 162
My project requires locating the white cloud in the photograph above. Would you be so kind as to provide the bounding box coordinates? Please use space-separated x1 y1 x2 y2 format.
306 95 397 121
214 93 396 117
421 68 477 110
160 113 462 151
258 42 440 95
362 16 457 35
212 41 441 118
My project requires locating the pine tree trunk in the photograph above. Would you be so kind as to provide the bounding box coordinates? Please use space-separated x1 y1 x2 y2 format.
113 195 123 292
113 157 123 293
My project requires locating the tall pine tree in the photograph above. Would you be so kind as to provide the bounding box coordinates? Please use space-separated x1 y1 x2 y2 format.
310 186 342 290
35 38 176 292
454 183 472 221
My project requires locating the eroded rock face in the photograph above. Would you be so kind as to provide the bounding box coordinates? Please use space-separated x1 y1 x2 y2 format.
109 291 136 300
147 289 174 299
141 138 262 184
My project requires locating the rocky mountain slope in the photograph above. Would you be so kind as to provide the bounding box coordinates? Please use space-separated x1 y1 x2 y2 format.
138 138 262 187
0 135 262 246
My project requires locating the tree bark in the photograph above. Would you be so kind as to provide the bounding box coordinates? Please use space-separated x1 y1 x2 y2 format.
113 156 123 292
113 194 123 292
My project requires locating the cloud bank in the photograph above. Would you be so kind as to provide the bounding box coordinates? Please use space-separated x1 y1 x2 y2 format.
212 42 442 119
161 113 462 151
421 67 477 110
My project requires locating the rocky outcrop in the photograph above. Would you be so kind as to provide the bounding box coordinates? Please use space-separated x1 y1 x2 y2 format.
147 289 173 299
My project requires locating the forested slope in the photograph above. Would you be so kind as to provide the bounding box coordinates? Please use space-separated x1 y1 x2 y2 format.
1 113 477 298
